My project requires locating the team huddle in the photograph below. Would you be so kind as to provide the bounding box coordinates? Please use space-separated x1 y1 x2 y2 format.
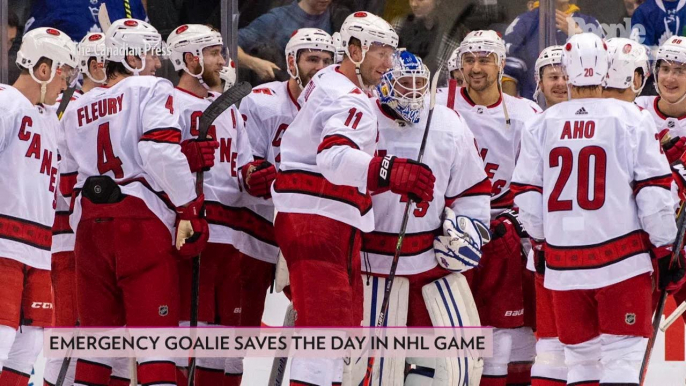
1 7 686 386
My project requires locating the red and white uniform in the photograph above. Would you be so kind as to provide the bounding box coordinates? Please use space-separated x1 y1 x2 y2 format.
443 83 542 217
636 95 686 136
52 90 83 254
0 85 59 270
512 98 676 291
60 76 196 230
175 87 254 248
272 65 377 232
237 80 299 262
363 100 490 275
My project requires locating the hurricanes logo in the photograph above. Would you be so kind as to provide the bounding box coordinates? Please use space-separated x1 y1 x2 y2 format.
625 313 636 325
159 305 169 316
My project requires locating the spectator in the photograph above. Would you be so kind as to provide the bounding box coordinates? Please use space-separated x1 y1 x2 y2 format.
8 11 19 48
624 0 645 17
24 0 147 42
238 0 349 81
394 0 447 59
631 0 686 49
502 0 600 99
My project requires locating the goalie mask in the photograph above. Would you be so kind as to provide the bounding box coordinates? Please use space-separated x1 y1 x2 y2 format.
376 50 429 124
219 58 237 91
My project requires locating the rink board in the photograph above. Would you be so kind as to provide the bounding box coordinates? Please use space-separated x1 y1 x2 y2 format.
27 292 686 385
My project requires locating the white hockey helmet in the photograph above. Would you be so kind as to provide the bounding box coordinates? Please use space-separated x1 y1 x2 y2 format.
105 18 162 75
339 11 398 67
331 32 345 64
219 59 236 92
458 30 506 68
16 27 77 103
448 47 460 73
285 28 336 88
77 32 107 84
533 45 564 100
167 24 224 88
603 38 649 93
562 33 608 87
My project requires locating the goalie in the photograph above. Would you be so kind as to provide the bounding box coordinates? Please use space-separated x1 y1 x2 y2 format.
353 50 492 386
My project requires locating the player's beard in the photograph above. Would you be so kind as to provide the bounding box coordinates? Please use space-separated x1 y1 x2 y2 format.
202 70 221 89
298 67 317 87
467 71 496 92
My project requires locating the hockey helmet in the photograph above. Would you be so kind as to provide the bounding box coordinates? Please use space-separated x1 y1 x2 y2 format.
285 28 336 88
533 45 564 100
603 38 649 93
219 59 236 92
376 50 430 124
561 33 608 87
105 18 162 75
77 32 107 84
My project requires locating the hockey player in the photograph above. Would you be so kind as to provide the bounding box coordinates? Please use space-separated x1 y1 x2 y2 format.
533 45 567 107
0 27 75 386
59 18 208 386
602 38 650 103
448 47 466 87
43 31 124 386
358 49 491 385
440 30 541 386
166 24 267 386
512 32 685 385
271 11 435 385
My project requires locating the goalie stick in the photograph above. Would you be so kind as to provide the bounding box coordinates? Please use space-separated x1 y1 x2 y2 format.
362 64 443 386
660 300 686 332
268 303 296 386
187 81 252 386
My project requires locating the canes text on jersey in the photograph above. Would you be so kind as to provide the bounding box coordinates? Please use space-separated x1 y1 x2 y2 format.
18 116 57 194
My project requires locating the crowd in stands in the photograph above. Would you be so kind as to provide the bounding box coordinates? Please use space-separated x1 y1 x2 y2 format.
3 0 680 97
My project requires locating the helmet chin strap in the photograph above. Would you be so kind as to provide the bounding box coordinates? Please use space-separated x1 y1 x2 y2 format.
183 55 211 91
122 54 146 76
29 63 57 105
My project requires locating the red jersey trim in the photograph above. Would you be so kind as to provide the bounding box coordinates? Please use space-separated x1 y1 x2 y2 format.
205 201 277 246
510 182 543 196
286 82 301 110
491 190 514 209
52 211 73 235
174 86 204 99
460 87 503 109
140 128 182 144
274 170 373 216
59 172 78 197
447 79 458 110
317 134 360 154
362 229 439 256
633 174 673 195
0 214 52 251
654 97 686 121
545 229 650 271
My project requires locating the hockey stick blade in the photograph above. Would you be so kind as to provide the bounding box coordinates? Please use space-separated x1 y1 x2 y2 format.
56 86 77 120
362 64 443 386
268 303 296 386
198 81 252 141
98 3 111 32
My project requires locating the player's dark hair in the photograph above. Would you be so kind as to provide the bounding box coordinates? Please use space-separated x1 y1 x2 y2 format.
106 61 132 79
344 37 362 60
19 57 53 75
573 85 601 93
602 68 645 94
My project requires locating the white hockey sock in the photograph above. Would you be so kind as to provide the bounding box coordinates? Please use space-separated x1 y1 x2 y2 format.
599 334 647 384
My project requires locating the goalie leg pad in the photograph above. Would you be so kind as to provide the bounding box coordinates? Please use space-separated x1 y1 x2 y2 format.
343 275 409 386
274 250 290 293
421 272 483 386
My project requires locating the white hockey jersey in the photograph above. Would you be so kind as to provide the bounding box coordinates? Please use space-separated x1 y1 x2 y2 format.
52 90 84 254
0 85 59 269
512 98 676 290
442 82 542 217
635 95 686 137
272 65 377 232
362 100 491 275
60 76 196 234
174 87 272 261
236 81 299 263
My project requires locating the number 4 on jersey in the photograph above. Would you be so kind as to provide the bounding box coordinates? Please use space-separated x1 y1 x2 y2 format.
97 122 124 178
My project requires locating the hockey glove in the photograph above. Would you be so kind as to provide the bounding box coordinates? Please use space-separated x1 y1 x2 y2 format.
175 194 209 258
530 238 546 275
481 215 522 260
242 160 277 199
180 138 219 172
495 208 529 238
434 207 491 272
651 245 686 294
367 155 436 202
659 129 686 165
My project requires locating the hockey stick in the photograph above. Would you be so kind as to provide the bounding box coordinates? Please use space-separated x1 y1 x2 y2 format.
639 200 686 385
362 65 443 386
660 300 686 332
268 303 296 386
98 3 112 32
56 86 77 120
187 81 252 386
